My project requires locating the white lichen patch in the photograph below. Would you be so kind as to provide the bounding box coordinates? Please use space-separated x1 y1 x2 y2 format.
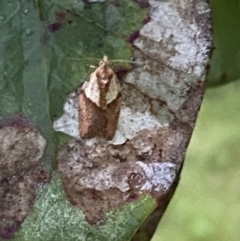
195 1 211 14
76 163 132 192
136 162 177 192
57 137 178 195
134 0 211 79
53 91 79 139
69 161 177 193
125 54 196 111
117 83 174 140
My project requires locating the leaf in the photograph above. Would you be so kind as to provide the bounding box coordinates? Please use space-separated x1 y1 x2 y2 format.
207 0 240 87
0 0 212 241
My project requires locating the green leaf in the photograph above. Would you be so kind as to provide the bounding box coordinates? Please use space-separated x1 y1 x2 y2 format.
0 1 158 241
152 80 240 241
207 0 240 87
17 174 157 241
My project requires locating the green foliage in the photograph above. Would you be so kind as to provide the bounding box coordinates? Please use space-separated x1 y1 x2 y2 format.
3 0 239 240
17 174 156 241
153 80 240 241
207 0 240 87
0 0 145 128
0 1 158 241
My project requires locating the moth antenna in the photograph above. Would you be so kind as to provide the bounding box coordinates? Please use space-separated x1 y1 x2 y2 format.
67 56 145 66
67 57 102 61
109 59 145 66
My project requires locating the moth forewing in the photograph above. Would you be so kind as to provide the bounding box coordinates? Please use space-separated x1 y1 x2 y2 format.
83 73 101 107
79 56 122 140
106 74 121 104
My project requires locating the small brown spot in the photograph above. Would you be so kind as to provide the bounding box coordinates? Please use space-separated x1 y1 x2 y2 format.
48 22 62 32
142 16 151 24
132 0 150 9
127 30 139 44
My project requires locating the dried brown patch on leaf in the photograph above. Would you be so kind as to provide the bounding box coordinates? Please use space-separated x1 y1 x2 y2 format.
56 46 209 227
0 122 50 239
54 0 212 227
57 125 183 224
130 73 206 241
174 80 205 127
133 0 212 79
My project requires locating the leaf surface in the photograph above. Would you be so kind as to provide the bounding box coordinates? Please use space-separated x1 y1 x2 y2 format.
0 1 212 241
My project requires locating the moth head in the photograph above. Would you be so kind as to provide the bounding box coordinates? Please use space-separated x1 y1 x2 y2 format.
99 55 109 69
97 56 114 80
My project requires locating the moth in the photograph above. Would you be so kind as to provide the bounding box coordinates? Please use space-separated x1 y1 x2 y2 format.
79 56 122 140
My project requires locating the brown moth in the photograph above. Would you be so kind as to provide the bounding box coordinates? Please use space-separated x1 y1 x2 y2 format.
79 56 122 140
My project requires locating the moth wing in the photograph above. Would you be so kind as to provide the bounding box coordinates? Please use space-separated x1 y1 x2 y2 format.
79 91 107 139
106 74 121 105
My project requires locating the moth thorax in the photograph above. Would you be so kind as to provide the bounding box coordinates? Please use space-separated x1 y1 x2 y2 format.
98 80 109 110
98 79 109 87
96 66 112 80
